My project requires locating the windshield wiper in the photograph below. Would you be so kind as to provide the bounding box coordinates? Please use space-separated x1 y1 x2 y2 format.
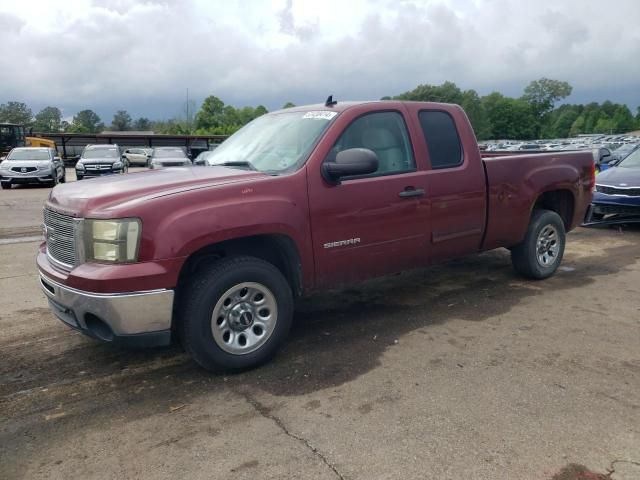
214 161 257 171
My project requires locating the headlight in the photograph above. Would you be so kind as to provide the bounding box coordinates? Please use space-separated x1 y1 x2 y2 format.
84 219 141 263
76 162 85 170
113 161 123 169
37 163 51 171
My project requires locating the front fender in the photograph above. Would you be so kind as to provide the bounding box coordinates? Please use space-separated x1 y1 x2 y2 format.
154 195 308 259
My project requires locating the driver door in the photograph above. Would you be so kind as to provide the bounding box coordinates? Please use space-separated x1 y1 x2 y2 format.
308 109 430 287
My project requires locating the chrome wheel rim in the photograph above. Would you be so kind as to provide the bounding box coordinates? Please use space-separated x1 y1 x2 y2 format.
211 282 278 355
536 225 560 267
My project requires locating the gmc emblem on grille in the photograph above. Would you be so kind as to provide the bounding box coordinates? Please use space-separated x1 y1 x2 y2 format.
21 167 27 173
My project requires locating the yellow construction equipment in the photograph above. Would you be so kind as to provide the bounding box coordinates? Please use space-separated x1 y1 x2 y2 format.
0 123 57 156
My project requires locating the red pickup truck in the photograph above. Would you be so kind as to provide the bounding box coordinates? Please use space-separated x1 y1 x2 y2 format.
38 100 595 371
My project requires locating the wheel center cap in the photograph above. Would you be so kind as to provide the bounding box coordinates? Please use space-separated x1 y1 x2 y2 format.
229 303 254 330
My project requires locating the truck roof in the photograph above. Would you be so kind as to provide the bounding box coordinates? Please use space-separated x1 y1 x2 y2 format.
272 100 460 115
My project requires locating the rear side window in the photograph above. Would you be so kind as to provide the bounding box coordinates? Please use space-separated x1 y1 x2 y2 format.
418 111 463 169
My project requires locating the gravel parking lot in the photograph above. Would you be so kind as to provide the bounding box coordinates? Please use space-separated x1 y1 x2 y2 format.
0 171 639 480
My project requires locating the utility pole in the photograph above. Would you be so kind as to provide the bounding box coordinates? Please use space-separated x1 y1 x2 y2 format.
186 88 190 134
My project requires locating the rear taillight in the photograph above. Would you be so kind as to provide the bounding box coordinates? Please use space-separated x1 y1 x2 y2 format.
589 162 596 190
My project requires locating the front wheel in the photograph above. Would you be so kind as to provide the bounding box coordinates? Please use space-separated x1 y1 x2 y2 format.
179 256 294 372
1 182 11 190
511 209 566 280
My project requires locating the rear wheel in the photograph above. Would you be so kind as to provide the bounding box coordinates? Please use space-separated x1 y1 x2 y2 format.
179 256 294 372
1 182 11 190
511 209 566 280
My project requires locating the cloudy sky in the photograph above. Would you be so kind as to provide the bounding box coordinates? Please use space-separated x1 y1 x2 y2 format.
1 0 639 120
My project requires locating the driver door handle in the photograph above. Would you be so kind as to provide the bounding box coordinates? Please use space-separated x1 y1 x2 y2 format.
399 187 425 198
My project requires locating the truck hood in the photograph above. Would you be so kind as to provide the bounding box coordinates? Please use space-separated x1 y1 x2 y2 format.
47 166 266 216
597 166 640 187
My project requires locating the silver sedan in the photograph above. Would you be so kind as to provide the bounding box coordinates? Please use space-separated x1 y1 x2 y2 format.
0 147 66 189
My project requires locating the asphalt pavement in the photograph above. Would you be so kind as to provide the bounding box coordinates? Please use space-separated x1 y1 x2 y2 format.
0 171 638 480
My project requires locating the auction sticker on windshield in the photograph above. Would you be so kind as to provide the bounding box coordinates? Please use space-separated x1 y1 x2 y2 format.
302 111 337 120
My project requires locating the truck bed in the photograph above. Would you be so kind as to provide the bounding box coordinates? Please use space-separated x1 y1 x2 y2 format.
480 151 595 251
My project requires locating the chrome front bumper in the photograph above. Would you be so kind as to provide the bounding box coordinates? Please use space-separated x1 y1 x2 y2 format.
39 273 174 347
1 171 53 181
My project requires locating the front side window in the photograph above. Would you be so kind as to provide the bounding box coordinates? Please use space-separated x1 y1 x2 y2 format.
328 111 415 176
418 111 463 169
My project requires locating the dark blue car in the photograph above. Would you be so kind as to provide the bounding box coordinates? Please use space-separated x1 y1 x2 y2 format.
586 147 640 223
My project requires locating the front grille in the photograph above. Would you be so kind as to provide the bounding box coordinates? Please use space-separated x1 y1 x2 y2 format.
596 185 640 196
43 209 77 268
11 166 37 173
594 205 640 215
84 164 113 171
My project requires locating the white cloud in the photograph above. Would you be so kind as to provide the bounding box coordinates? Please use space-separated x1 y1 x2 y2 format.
0 0 638 119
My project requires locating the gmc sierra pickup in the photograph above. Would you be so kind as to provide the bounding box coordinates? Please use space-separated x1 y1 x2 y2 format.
37 100 595 371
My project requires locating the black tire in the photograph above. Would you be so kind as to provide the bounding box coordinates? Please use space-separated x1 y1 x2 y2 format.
1 182 11 190
179 256 294 372
60 169 66 183
511 209 566 280
50 173 58 188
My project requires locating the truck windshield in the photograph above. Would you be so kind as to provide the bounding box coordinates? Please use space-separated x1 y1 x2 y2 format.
206 111 337 173
7 149 50 160
618 149 640 168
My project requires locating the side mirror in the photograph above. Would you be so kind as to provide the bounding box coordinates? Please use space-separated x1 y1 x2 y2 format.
322 148 379 183
54 156 61 161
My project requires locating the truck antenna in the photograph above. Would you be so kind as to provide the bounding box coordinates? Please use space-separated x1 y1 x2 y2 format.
325 95 337 107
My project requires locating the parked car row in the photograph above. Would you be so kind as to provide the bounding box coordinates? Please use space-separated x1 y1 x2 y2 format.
482 134 638 156
0 143 224 188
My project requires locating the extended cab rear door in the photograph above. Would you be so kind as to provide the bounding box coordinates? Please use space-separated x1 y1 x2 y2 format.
403 103 487 260
307 104 431 287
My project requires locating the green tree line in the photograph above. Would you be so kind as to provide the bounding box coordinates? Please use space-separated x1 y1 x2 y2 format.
1 78 638 140
385 78 640 140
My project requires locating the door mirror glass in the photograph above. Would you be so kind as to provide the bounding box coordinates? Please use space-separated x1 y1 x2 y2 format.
322 148 379 183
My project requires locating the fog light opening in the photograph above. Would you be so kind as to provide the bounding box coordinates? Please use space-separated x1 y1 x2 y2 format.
84 313 115 342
